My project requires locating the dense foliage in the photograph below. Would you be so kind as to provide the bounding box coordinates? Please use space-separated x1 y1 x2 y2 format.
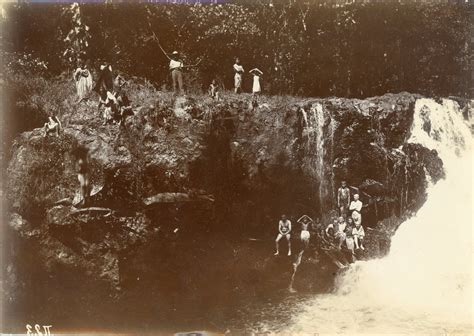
1 1 472 98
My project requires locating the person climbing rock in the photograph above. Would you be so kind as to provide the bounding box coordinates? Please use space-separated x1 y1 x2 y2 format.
74 59 93 103
73 145 91 208
337 180 351 218
43 115 61 137
352 220 365 250
233 57 244 93
169 51 184 95
349 193 363 225
275 214 292 256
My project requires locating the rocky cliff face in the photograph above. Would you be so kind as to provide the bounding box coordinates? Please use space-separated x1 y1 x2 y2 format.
4 92 448 331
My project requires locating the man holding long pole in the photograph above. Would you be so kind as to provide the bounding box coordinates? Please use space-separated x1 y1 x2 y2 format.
169 51 184 95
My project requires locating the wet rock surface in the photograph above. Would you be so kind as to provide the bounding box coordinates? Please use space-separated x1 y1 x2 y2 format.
3 92 449 332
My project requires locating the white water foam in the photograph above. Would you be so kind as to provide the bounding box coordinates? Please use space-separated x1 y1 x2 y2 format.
283 98 473 334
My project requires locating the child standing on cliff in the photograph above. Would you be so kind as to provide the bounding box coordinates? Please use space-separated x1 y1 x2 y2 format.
209 79 219 101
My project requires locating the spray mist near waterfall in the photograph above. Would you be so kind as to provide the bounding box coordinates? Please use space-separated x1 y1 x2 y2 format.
285 98 473 334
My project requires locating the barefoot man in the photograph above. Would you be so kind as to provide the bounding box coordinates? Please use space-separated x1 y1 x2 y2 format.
337 180 351 218
275 214 292 256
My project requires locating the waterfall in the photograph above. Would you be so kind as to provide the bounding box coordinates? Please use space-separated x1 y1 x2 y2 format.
283 98 473 334
309 103 334 210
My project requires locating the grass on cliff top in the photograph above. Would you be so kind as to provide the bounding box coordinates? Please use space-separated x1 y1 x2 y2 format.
7 70 330 132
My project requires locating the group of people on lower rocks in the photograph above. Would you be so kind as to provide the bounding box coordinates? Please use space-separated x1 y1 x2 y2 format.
273 180 367 259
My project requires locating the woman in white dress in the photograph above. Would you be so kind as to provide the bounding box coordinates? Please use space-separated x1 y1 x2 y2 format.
74 60 93 102
250 68 263 95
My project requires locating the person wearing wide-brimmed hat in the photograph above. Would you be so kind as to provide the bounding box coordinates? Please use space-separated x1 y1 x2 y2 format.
169 51 184 94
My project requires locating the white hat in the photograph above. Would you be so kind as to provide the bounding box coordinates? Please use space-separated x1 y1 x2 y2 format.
172 51 179 55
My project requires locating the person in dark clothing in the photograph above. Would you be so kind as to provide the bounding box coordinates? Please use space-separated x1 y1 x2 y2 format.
94 62 114 112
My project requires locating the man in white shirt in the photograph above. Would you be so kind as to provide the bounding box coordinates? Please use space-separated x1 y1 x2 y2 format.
169 51 184 94
349 194 363 225
274 214 292 256
233 57 244 93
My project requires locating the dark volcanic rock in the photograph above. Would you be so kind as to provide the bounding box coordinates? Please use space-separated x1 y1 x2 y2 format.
4 93 453 329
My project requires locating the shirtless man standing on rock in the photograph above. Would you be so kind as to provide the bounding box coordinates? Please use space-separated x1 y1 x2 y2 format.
275 214 292 256
337 180 351 219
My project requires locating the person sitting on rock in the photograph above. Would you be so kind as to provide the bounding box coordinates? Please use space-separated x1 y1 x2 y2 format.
43 115 61 137
335 216 347 250
103 90 119 125
345 217 356 256
349 193 363 225
275 214 292 256
325 217 338 238
209 79 219 101
73 145 91 207
352 220 366 250
337 180 351 218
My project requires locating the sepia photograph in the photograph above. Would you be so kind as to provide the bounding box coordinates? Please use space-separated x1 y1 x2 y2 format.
0 0 473 335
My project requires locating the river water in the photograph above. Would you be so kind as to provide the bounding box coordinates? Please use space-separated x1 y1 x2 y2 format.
252 98 473 335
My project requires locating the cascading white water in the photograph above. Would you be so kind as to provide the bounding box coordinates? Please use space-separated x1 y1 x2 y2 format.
283 98 473 334
310 103 335 209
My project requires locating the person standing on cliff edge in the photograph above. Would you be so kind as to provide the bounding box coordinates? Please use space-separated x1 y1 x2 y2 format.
337 180 351 218
169 51 184 95
274 214 292 256
233 57 244 93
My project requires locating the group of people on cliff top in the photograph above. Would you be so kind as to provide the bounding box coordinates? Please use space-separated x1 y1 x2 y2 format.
73 59 134 127
64 53 262 129
42 51 266 208
169 52 263 99
274 180 367 258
